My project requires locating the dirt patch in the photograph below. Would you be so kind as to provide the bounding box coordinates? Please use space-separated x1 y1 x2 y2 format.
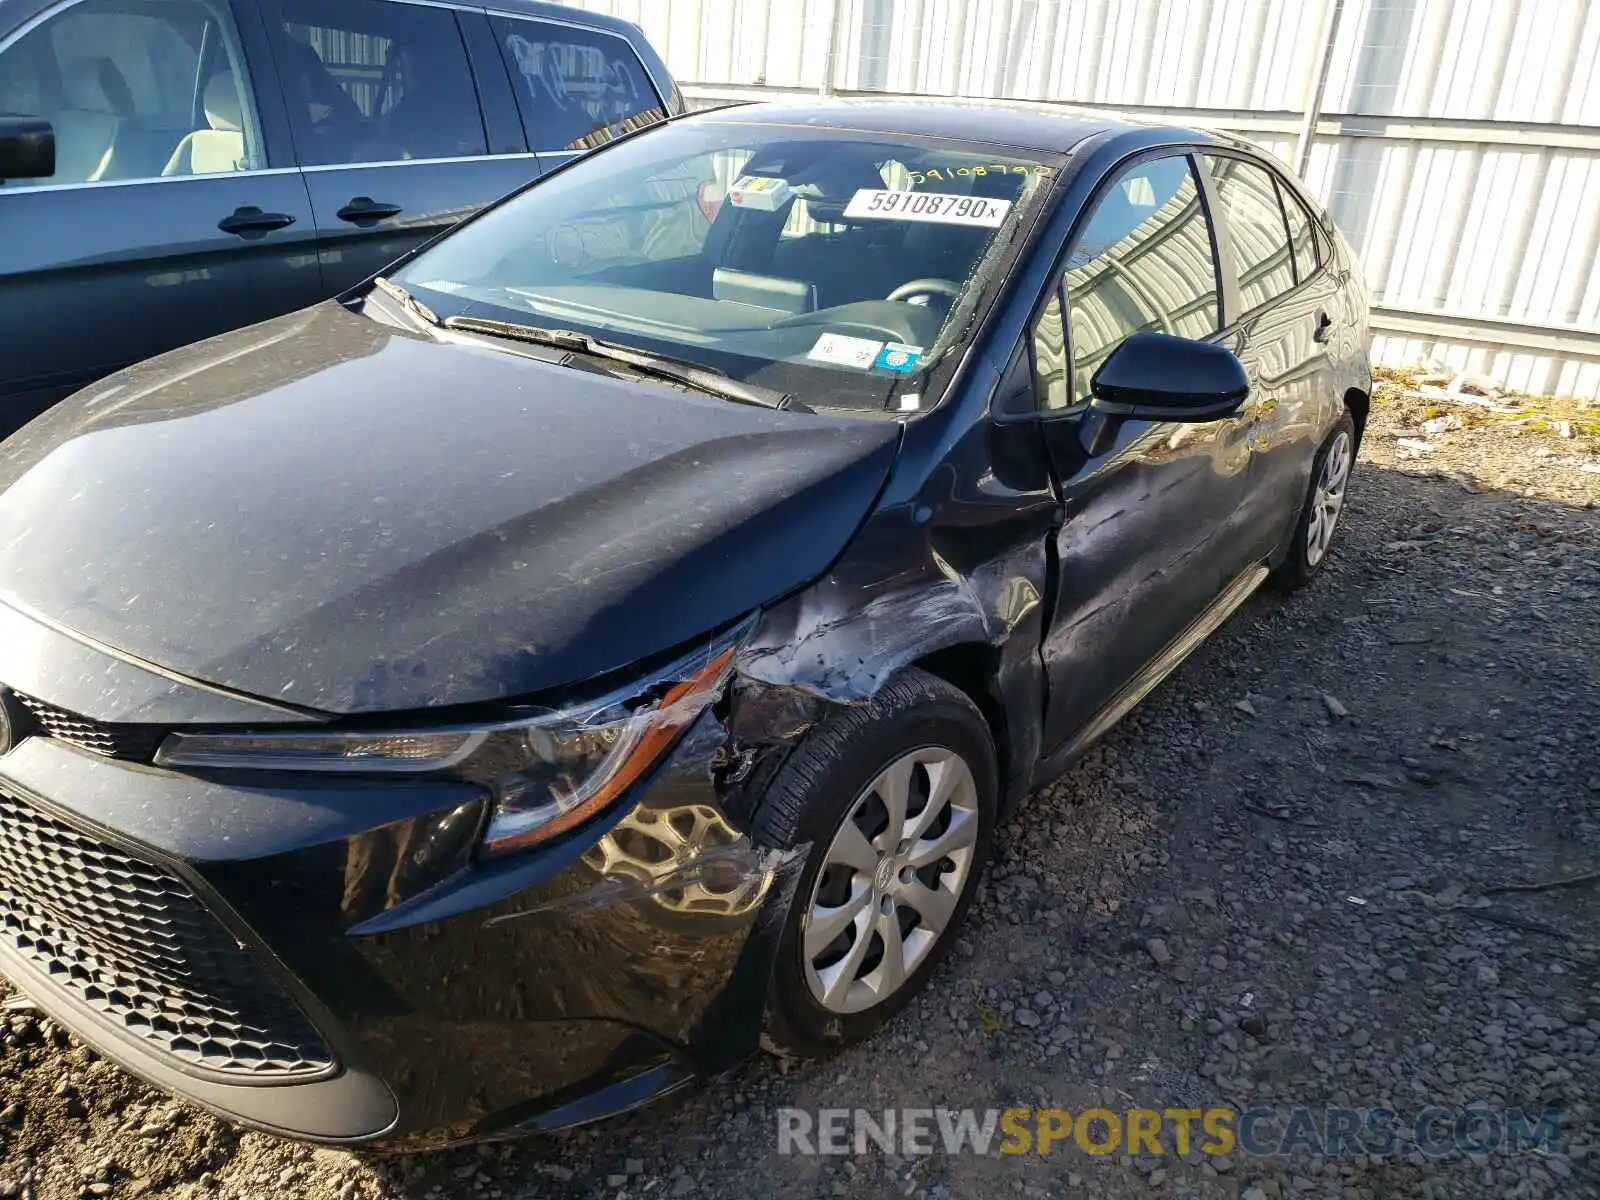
1 386 1596 1199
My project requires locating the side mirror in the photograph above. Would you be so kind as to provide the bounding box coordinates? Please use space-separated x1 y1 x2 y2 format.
1090 331 1249 423
0 116 56 183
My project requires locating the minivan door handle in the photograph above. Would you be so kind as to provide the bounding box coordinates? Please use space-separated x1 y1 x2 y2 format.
1312 310 1334 343
336 197 404 225
218 206 296 238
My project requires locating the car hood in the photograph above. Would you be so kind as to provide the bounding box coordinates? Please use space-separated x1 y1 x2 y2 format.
0 304 900 714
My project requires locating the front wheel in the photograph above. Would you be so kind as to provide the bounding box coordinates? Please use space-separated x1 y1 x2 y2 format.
1272 411 1356 590
753 668 998 1058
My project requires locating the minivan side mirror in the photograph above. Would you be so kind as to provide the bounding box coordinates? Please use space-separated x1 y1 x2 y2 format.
1089 331 1249 423
0 116 56 183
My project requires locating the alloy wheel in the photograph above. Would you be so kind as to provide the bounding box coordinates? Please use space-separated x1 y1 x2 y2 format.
1305 429 1352 567
801 747 980 1014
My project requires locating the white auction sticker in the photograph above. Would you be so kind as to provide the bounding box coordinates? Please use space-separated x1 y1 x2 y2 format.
843 188 1012 227
807 332 884 369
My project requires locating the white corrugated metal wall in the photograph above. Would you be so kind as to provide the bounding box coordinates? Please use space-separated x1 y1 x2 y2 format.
569 0 1600 398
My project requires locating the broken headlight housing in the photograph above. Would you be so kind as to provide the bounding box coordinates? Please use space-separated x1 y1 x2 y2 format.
155 630 743 855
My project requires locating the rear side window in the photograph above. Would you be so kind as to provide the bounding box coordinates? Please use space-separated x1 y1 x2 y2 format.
1052 154 1220 408
492 17 666 153
1205 155 1297 312
273 0 487 166
1280 184 1319 282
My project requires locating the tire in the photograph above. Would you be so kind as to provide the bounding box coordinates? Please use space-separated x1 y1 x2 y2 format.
1272 410 1356 591
754 668 998 1059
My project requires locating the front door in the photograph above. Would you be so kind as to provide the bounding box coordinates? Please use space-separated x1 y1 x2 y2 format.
1031 153 1259 754
0 0 318 429
260 0 543 294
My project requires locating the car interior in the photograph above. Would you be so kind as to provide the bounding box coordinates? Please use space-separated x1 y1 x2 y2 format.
275 5 487 166
0 1 255 185
161 68 245 176
444 141 1035 372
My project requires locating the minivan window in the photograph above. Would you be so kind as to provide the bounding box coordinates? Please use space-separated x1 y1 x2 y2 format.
397 122 1052 409
273 0 488 166
1206 155 1297 312
1280 182 1319 282
492 16 666 153
0 0 264 186
1062 155 1220 406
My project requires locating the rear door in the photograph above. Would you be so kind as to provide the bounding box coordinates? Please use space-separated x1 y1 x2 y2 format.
1199 152 1341 551
488 12 670 176
0 0 318 428
1029 152 1259 751
260 0 541 294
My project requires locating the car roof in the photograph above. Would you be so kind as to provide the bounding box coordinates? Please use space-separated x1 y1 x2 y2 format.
477 0 652 41
691 99 1215 158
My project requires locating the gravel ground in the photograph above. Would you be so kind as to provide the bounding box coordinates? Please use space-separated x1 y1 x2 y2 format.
1 377 1597 1200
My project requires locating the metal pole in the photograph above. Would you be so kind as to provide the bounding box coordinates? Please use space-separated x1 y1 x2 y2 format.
1295 0 1345 176
819 0 842 95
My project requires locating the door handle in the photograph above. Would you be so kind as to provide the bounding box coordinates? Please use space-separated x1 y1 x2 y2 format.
1312 311 1334 343
337 197 404 225
218 206 296 237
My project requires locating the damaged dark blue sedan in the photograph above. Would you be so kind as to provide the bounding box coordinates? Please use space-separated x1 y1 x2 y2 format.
0 101 1370 1147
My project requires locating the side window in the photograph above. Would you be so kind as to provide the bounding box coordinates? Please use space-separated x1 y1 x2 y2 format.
1057 155 1220 408
493 17 667 154
0 0 264 188
273 0 488 167
1280 184 1319 283
1205 155 1297 312
1032 289 1069 410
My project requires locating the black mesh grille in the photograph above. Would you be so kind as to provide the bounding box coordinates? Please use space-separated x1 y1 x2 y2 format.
0 790 334 1079
13 693 163 761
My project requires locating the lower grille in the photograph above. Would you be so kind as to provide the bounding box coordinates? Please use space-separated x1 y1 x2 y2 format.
13 692 162 761
0 790 334 1079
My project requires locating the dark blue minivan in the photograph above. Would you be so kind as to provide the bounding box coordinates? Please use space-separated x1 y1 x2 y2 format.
0 0 681 432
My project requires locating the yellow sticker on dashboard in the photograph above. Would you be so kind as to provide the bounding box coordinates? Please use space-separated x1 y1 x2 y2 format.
727 175 794 212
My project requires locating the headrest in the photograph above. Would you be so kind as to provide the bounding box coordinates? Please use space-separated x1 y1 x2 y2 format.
204 72 241 133
63 56 134 116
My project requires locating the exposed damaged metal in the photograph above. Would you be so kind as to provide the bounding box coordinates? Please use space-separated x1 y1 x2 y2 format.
0 100 1373 1151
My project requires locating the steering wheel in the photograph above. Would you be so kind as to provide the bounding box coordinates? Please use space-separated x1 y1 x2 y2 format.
886 277 962 305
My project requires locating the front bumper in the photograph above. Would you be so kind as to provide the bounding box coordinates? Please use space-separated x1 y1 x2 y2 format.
0 706 785 1148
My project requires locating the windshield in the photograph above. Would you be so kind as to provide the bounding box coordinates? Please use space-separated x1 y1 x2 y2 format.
394 119 1055 411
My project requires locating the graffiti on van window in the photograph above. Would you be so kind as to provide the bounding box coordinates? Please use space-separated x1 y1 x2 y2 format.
505 34 661 151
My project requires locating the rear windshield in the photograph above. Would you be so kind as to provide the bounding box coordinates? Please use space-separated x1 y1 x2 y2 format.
397 120 1054 410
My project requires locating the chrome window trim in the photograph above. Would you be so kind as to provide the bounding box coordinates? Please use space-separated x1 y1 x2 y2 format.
0 0 253 66
0 0 80 50
0 167 302 195
299 152 540 172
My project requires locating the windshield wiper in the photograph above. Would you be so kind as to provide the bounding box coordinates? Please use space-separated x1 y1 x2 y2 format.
440 315 806 412
370 275 440 328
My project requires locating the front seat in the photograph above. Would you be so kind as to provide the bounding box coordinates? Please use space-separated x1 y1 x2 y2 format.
162 72 246 176
50 56 135 183
274 36 364 164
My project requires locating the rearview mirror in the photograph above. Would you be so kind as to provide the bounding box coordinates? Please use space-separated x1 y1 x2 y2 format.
1090 331 1249 423
0 116 55 182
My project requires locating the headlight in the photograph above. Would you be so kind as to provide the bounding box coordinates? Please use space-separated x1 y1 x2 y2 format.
155 633 742 855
